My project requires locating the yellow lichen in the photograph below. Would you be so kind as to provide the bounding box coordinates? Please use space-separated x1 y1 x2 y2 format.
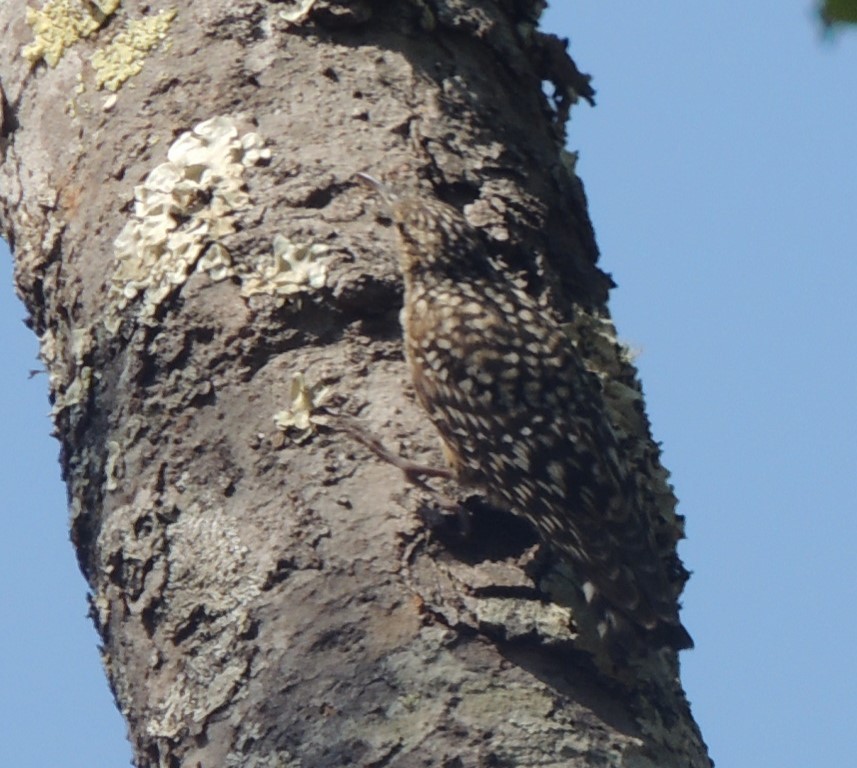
91 9 177 92
23 0 120 67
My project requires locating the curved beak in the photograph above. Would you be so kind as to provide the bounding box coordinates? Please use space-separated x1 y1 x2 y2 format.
354 172 398 208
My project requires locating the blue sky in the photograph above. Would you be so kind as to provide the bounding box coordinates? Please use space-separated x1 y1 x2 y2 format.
2 3 856 766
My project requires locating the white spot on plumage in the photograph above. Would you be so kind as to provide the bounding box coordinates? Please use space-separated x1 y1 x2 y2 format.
547 461 565 489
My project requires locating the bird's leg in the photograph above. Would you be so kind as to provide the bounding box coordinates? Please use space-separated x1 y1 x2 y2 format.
325 413 469 527
326 413 454 484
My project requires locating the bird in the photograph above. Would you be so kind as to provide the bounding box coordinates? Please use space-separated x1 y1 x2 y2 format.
356 173 693 655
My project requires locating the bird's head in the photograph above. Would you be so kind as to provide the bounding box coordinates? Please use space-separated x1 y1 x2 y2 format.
355 172 481 280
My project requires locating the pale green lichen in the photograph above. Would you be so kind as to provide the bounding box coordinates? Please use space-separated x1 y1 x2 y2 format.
239 235 329 299
273 373 333 441
562 307 686 573
562 310 644 425
199 231 330 307
91 9 177 91
411 0 436 31
559 147 579 175
39 326 96 419
105 116 271 334
279 0 319 23
23 0 120 67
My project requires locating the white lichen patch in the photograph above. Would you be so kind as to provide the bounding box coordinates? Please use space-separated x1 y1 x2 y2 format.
240 235 329 300
23 0 120 67
195 242 233 282
273 373 333 441
91 9 177 92
105 116 271 334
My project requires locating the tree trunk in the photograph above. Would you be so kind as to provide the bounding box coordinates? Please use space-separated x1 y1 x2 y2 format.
0 2 710 766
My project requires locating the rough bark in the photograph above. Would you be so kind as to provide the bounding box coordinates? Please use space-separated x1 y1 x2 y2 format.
0 1 710 766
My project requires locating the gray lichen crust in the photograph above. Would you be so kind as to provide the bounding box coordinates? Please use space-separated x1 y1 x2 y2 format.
95 498 266 742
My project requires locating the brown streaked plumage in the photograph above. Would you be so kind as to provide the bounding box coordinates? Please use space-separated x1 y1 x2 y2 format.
358 174 693 654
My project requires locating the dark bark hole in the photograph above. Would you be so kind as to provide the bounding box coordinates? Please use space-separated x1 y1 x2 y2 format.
421 495 538 564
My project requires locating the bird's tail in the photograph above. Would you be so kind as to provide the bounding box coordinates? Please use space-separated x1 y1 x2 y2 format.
594 598 694 657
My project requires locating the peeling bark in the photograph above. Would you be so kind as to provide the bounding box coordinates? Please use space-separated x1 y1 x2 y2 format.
0 1 710 766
